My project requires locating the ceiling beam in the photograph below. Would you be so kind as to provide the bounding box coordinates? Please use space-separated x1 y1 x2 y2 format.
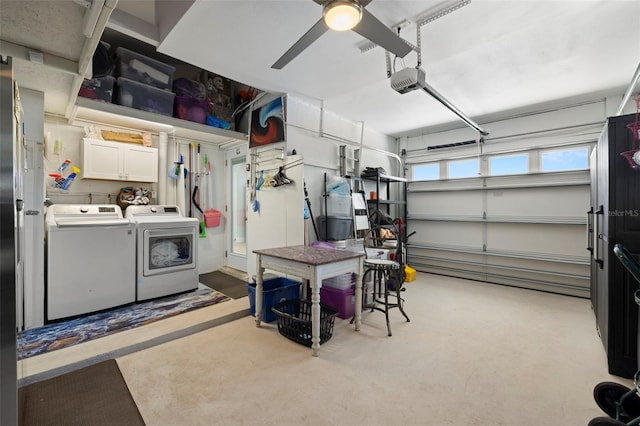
0 39 77 75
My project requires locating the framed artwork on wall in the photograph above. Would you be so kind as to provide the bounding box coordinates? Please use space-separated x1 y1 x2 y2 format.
249 95 286 148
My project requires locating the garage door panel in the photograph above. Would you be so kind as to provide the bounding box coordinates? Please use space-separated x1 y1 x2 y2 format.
415 222 484 247
408 191 483 216
486 223 586 257
486 186 590 218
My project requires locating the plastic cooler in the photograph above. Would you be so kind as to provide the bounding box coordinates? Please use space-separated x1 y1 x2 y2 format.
247 277 301 323
320 285 355 320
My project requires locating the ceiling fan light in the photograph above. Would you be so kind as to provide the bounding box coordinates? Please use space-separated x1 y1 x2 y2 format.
323 1 362 31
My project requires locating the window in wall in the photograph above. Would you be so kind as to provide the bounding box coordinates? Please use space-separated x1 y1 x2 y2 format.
540 147 589 172
412 163 440 181
448 159 479 178
489 154 529 176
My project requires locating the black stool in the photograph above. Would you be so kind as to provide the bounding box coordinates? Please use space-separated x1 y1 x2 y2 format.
355 225 410 336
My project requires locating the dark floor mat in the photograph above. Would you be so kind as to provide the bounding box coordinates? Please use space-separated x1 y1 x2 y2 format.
19 359 145 426
199 271 248 299
18 288 230 360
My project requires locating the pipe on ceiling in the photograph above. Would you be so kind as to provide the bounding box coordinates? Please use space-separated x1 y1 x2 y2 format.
421 82 489 136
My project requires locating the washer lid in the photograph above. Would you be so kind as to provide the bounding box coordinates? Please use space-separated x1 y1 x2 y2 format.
54 218 131 227
46 204 129 227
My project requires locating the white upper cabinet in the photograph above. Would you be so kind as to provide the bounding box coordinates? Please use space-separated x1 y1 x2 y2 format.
81 138 158 182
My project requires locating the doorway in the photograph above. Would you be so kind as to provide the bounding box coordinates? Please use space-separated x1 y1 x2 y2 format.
225 147 247 272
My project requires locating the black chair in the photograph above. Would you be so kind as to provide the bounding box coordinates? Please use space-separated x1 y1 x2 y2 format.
589 244 640 425
355 223 410 336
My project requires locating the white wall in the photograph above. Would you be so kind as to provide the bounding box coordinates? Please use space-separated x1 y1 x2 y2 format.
285 93 399 243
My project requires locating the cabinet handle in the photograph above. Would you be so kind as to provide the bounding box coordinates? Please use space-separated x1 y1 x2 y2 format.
586 208 593 253
594 206 604 268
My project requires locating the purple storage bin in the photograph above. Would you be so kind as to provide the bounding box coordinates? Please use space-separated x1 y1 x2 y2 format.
173 78 206 100
174 96 208 124
320 285 355 320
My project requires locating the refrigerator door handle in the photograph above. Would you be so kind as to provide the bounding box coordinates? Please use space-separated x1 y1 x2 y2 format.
587 207 593 253
594 206 604 267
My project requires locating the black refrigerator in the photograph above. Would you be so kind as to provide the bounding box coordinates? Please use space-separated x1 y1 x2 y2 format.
0 55 21 425
589 112 640 379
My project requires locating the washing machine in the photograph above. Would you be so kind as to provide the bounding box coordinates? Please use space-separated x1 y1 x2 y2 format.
125 205 199 301
45 204 136 321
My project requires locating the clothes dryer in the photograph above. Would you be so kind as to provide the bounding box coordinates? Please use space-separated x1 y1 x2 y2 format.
125 205 199 301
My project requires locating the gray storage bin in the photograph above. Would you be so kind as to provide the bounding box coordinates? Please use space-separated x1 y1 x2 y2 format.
318 216 353 241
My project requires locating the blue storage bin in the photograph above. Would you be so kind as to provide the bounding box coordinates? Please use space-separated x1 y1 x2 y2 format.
247 277 301 323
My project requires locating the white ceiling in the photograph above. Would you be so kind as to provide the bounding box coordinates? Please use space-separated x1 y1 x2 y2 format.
2 0 639 139
154 0 640 137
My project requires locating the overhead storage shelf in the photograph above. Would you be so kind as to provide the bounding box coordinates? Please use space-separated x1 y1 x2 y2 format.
71 97 247 145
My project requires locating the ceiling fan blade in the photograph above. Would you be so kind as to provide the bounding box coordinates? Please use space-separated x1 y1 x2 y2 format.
272 18 328 69
352 8 412 58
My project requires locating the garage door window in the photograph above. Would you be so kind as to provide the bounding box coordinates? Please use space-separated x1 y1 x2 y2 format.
448 159 479 178
540 147 589 172
489 154 528 176
412 163 439 181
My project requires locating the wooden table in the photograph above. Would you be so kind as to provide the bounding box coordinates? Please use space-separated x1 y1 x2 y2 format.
253 245 364 356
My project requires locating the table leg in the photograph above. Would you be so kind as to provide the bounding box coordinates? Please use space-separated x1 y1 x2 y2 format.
255 255 264 327
310 274 320 356
354 259 363 331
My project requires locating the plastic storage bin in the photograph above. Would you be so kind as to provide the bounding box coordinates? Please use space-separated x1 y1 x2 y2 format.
174 96 208 124
115 47 176 90
323 273 355 290
271 299 338 347
114 77 175 116
78 75 115 102
318 216 353 241
320 285 355 320
247 277 301 323
326 194 352 217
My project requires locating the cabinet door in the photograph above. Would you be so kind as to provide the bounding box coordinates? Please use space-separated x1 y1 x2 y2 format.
82 138 122 180
122 144 158 182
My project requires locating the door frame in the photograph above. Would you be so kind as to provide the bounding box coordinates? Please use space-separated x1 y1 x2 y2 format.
224 145 248 272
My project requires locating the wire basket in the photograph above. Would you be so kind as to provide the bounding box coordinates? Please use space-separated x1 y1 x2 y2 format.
271 299 339 347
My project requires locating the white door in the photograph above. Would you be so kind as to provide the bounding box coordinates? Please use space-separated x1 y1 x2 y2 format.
225 146 247 272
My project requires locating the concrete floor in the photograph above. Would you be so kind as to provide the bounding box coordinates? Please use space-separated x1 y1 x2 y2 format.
106 273 628 426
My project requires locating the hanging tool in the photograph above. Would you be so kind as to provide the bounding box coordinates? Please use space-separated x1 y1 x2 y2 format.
304 180 319 241
192 144 206 237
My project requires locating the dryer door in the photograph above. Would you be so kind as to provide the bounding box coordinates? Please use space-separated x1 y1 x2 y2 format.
143 226 197 277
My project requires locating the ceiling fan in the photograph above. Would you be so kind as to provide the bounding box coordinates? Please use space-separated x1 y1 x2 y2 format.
271 0 413 70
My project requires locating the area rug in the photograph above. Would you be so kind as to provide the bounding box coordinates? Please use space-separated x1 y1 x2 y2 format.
199 270 248 299
19 359 145 426
17 287 231 360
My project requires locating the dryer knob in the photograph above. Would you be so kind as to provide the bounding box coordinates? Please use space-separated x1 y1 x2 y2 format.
80 207 89 213
150 207 157 213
